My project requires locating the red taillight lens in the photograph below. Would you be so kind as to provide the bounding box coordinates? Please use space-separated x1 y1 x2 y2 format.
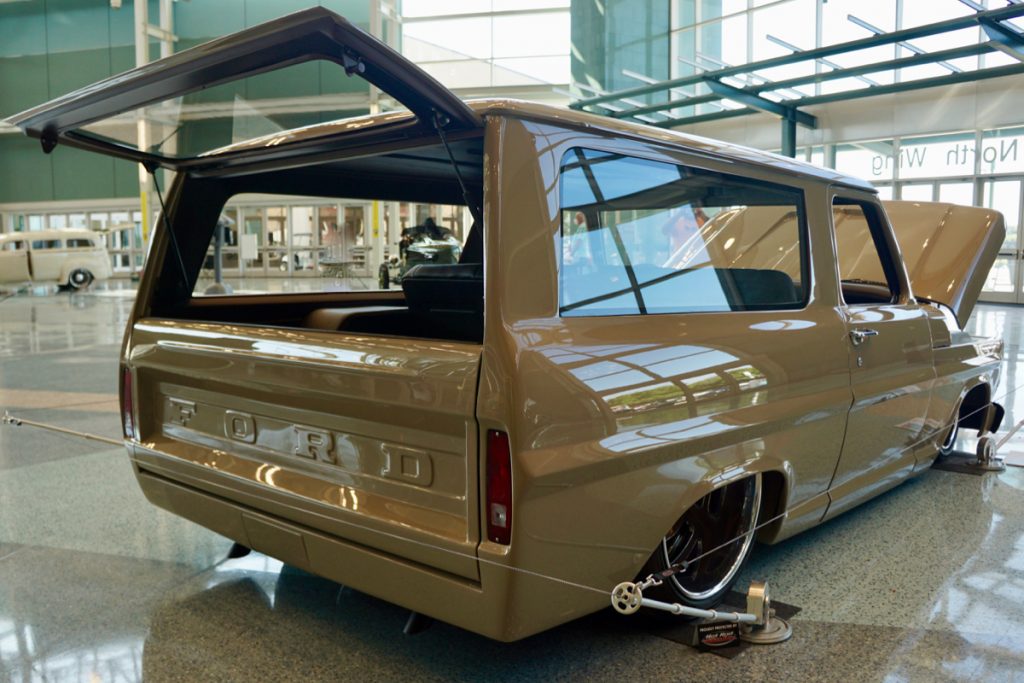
121 366 135 440
486 430 512 545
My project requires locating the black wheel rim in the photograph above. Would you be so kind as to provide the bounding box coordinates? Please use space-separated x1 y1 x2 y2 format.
662 474 761 601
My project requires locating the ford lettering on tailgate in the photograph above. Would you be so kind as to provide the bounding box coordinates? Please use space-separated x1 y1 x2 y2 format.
162 395 434 488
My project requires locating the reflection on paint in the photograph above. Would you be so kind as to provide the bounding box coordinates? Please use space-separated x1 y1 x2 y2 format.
538 336 779 452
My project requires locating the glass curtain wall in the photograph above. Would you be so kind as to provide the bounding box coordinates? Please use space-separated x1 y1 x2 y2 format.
650 0 1019 124
403 1 571 89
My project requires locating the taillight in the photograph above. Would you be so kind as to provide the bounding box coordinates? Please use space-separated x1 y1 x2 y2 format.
486 430 512 545
121 366 135 440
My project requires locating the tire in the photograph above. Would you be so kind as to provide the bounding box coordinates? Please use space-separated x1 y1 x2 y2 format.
68 268 93 290
641 473 762 610
378 264 390 290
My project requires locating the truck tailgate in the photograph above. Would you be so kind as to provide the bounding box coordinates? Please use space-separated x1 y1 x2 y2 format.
127 318 481 581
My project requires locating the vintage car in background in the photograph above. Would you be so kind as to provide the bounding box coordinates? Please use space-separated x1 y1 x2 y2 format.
378 221 462 289
8 9 1005 641
0 228 113 290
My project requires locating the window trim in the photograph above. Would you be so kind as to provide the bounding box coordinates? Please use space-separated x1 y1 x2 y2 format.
557 145 813 318
830 192 904 307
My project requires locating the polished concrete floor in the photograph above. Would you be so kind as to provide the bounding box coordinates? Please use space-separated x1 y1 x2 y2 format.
3 284 1024 681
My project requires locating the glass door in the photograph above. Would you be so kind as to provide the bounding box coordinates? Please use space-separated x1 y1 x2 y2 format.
108 212 134 274
197 209 241 281
980 178 1022 303
289 206 316 276
316 204 342 277
239 207 264 277
218 209 242 277
342 204 368 277
264 207 289 275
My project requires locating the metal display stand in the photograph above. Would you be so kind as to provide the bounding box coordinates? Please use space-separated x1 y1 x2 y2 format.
611 577 792 645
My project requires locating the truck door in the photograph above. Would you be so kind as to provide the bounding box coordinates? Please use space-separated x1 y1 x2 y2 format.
0 239 31 283
826 193 935 519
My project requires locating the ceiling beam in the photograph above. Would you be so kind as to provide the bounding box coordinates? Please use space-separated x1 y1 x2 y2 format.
704 79 817 128
980 16 1024 61
571 3 1024 110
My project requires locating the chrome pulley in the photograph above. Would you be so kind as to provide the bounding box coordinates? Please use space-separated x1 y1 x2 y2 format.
611 582 644 615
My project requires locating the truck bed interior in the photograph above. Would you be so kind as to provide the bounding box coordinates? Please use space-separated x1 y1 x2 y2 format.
150 135 485 344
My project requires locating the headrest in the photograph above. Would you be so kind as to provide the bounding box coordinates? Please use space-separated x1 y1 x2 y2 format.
401 263 483 315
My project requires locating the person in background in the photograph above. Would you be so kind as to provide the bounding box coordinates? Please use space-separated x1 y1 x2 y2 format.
662 205 710 268
564 211 593 268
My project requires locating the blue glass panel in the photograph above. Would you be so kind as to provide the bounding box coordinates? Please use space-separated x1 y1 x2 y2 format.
559 147 806 317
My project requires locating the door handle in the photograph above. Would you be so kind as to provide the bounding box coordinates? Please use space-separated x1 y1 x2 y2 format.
850 328 879 346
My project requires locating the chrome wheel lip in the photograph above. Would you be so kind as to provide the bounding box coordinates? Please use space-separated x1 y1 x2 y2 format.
940 420 959 452
662 473 762 602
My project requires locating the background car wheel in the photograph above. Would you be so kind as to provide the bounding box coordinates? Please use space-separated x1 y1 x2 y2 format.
938 418 959 456
68 268 93 290
378 264 390 289
641 473 762 610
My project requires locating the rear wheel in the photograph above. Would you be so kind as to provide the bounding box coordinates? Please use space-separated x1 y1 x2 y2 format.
68 268 93 290
642 474 762 610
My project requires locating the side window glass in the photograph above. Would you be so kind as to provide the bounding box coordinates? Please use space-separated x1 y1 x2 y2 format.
66 238 93 248
31 239 61 250
559 148 808 317
2 240 25 252
832 199 898 305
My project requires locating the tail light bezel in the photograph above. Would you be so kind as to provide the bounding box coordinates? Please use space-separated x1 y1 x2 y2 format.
486 429 512 545
121 366 136 440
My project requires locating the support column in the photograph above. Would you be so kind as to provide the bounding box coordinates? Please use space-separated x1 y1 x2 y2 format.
134 0 152 259
133 0 176 262
781 116 797 158
370 201 385 277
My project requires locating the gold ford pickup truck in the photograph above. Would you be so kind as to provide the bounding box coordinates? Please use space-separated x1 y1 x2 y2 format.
7 9 1006 641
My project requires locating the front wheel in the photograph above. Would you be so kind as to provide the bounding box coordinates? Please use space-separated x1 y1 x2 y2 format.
641 474 762 610
68 268 93 290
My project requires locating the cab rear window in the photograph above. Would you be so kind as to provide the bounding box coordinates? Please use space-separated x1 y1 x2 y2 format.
559 149 808 317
